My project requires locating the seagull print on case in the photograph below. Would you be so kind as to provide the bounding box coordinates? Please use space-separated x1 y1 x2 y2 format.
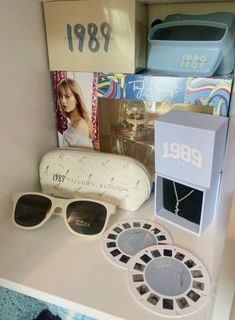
39 149 152 211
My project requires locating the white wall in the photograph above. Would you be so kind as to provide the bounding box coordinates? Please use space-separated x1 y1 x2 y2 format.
0 0 57 223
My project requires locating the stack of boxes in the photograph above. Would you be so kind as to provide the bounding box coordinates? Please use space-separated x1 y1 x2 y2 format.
43 0 234 234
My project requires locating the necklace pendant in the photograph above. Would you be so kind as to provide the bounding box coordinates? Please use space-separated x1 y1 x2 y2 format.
175 201 180 215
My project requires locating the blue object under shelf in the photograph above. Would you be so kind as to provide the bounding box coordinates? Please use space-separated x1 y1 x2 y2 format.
0 286 96 320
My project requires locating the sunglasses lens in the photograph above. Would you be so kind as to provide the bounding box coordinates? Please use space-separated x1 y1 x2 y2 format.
14 194 52 227
66 201 107 235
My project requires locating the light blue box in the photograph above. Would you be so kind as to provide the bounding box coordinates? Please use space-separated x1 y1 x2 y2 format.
154 109 228 234
155 110 228 189
147 12 235 77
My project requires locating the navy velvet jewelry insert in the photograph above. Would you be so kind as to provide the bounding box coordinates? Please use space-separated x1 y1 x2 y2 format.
163 178 203 225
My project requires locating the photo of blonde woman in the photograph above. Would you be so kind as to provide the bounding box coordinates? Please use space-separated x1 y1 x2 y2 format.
57 78 93 149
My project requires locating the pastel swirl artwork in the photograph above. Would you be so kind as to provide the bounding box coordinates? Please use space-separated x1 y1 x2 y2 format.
97 73 127 98
185 78 231 116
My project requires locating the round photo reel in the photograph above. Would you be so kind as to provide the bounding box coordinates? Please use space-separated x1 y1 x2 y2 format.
127 244 211 317
102 219 173 269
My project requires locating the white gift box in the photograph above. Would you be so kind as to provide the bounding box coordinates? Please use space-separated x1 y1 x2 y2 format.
154 110 228 234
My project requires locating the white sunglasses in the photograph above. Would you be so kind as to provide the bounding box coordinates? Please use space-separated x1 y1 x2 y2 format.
12 192 116 237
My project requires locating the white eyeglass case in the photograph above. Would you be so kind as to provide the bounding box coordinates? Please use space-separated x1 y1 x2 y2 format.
39 148 152 211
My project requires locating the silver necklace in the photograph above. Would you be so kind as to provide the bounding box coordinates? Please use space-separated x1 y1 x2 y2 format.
173 182 195 215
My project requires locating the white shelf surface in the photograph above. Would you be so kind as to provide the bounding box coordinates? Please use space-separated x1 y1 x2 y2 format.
0 195 233 320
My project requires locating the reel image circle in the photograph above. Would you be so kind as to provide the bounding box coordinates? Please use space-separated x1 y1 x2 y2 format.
102 219 173 269
127 244 211 317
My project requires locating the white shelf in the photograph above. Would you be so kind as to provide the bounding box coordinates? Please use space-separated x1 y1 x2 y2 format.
0 1 235 319
0 195 233 320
